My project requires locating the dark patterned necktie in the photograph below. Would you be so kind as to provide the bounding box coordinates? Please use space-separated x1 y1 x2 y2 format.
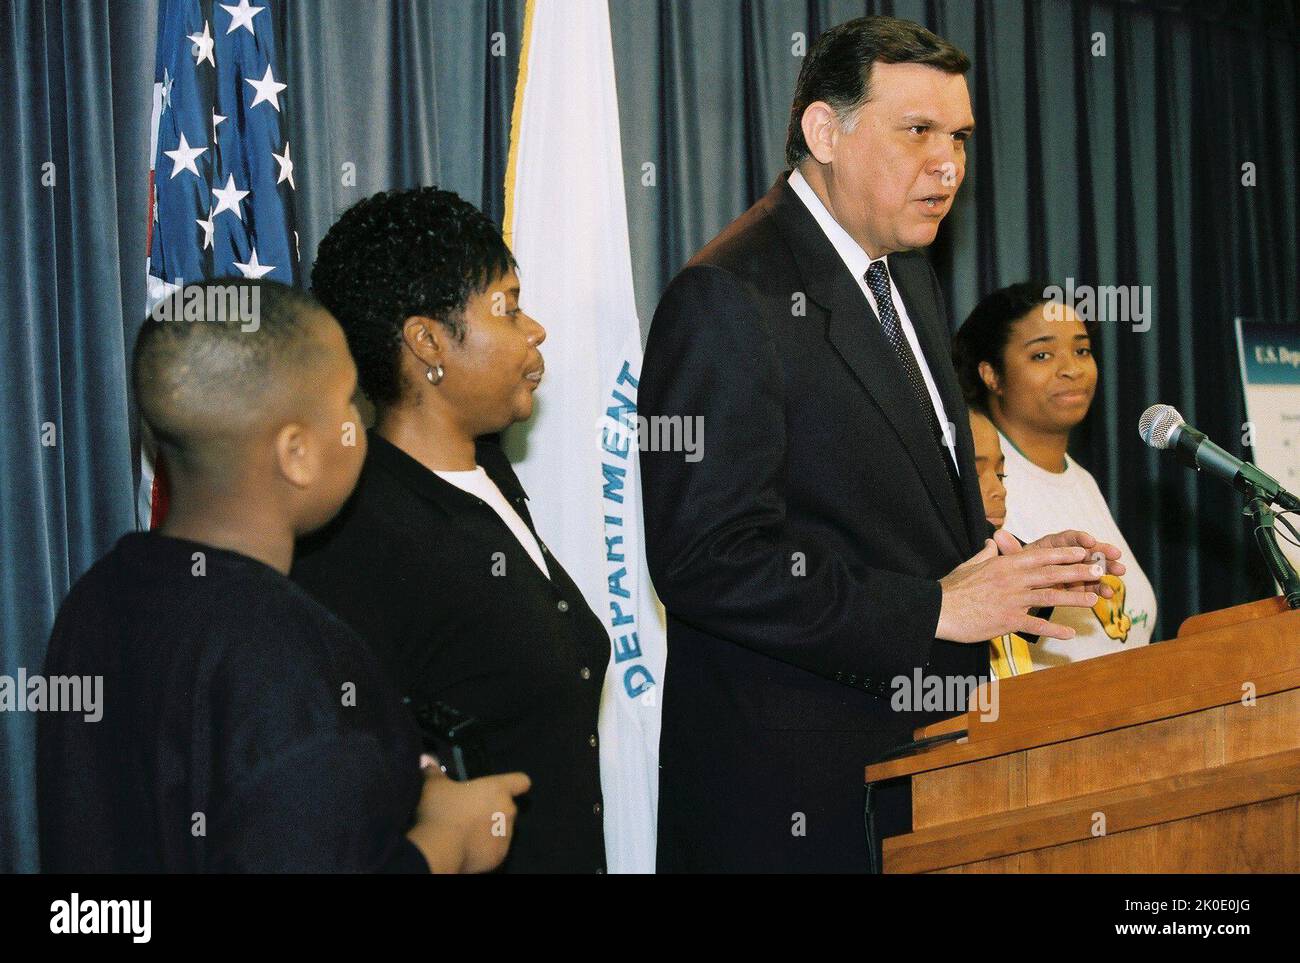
864 259 964 512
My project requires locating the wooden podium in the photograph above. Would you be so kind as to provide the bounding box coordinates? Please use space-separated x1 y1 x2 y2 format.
866 598 1300 872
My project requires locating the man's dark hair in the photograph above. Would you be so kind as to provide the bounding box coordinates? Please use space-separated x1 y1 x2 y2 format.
133 277 327 472
952 281 1100 414
785 15 971 168
310 186 516 408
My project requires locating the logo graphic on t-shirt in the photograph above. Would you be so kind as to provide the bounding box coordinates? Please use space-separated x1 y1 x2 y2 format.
1091 574 1131 642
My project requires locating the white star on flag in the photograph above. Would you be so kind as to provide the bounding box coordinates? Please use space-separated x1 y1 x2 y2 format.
163 132 206 179
212 109 226 142
233 248 276 279
148 274 183 308
196 211 216 251
211 173 250 220
246 64 287 112
221 0 264 36
188 21 215 68
161 67 173 112
272 141 295 189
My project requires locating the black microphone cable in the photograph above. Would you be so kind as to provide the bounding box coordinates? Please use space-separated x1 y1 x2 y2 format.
863 728 968 875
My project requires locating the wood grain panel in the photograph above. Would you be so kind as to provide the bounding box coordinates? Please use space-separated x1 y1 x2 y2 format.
912 751 1025 830
936 854 1022 873
885 748 1300 873
1024 709 1221 805
1178 596 1287 637
1223 688 1300 760
1017 797 1300 873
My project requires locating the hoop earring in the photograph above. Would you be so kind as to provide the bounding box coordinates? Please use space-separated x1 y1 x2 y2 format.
426 364 444 386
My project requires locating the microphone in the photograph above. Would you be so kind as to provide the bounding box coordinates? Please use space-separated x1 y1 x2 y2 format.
1138 404 1300 513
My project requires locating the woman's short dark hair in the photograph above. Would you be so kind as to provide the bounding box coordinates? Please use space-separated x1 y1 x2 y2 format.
951 281 1057 414
310 187 516 407
785 15 971 168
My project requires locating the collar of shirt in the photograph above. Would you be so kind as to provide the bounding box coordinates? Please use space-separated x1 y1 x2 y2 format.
996 429 1076 485
787 168 889 293
786 168 960 474
365 430 531 516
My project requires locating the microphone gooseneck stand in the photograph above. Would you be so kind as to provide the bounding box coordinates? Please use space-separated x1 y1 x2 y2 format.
1243 487 1300 610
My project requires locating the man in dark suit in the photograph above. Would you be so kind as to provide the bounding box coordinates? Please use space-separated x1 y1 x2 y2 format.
639 16 1125 872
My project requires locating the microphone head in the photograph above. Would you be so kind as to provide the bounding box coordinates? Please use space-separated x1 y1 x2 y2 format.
1139 403 1185 450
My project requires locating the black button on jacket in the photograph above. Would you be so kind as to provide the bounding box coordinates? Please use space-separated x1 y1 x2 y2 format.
293 432 609 873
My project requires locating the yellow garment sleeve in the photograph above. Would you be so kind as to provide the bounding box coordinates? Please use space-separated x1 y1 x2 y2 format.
989 633 1034 679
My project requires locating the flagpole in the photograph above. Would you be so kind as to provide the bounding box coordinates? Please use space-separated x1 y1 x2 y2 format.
501 0 537 247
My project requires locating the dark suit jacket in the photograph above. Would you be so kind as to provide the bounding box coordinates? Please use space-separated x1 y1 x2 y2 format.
639 173 989 872
292 432 609 873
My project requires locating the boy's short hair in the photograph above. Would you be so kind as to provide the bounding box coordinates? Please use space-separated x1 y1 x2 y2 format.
133 277 326 470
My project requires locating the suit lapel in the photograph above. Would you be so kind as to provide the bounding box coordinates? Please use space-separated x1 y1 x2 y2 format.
762 175 969 553
889 253 987 550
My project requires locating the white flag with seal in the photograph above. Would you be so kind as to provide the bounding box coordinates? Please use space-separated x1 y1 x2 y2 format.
503 0 666 873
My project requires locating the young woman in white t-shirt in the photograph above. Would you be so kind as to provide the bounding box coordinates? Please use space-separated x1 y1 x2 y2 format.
952 282 1158 668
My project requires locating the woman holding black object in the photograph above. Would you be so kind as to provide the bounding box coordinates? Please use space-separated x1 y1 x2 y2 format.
294 188 609 874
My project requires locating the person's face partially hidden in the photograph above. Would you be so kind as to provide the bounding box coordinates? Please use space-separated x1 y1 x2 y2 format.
990 304 1097 436
968 409 1007 529
298 313 367 533
439 269 547 436
823 62 973 258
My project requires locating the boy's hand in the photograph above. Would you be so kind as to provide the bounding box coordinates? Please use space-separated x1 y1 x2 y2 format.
406 763 531 873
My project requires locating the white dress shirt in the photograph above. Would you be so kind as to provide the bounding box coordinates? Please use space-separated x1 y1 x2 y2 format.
787 169 959 472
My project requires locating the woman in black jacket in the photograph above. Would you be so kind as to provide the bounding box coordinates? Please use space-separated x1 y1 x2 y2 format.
293 187 609 873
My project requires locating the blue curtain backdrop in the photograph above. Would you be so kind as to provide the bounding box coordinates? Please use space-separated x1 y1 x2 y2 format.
2 0 1296 871
0 0 154 873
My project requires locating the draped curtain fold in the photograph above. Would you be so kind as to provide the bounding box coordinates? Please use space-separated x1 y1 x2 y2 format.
0 0 154 873
2 0 1295 872
278 0 523 280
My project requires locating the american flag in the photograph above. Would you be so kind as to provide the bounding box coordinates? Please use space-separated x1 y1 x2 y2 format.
141 0 298 526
